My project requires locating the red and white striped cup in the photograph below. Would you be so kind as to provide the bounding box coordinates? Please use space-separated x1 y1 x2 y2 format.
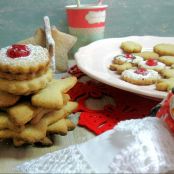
66 4 108 51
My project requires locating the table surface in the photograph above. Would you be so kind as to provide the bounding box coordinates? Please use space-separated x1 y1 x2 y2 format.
0 0 173 172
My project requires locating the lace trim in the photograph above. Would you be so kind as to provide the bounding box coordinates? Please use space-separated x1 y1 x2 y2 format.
16 145 95 174
109 117 174 173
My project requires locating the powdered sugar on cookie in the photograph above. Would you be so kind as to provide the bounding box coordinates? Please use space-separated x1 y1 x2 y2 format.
0 44 49 67
114 54 143 65
122 68 160 80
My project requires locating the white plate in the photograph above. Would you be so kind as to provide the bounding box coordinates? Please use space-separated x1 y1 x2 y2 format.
75 36 174 100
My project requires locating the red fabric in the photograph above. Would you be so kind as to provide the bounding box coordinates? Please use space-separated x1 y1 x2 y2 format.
68 65 85 79
68 65 159 135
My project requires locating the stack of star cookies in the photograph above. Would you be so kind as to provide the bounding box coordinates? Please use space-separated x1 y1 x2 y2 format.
0 44 78 146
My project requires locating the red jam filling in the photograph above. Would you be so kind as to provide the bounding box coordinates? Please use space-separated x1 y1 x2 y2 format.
146 58 158 66
134 68 148 75
7 44 30 58
124 53 134 59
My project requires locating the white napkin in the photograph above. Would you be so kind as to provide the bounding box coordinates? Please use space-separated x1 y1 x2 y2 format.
16 117 174 173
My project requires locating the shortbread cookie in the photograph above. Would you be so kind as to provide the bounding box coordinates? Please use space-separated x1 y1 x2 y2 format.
0 101 77 146
0 44 50 74
158 56 174 66
51 26 77 72
47 118 75 135
0 69 53 95
109 62 133 74
7 102 42 126
113 54 143 65
133 51 159 60
154 43 174 56
32 76 77 109
0 112 24 132
13 136 53 147
156 78 174 91
0 91 20 108
121 68 160 85
0 65 49 81
160 68 174 78
17 28 46 48
120 41 142 53
138 58 165 72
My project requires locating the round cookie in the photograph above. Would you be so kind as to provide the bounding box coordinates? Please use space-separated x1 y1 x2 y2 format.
113 54 143 65
160 68 174 78
0 65 49 81
120 41 142 53
121 68 160 85
156 78 174 91
109 62 133 74
0 44 50 74
133 51 159 60
158 56 174 66
154 43 174 56
0 69 53 95
138 58 165 72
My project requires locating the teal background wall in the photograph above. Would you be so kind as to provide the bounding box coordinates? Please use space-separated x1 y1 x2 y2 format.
0 0 174 47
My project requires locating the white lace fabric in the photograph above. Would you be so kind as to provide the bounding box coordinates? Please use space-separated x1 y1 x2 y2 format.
16 117 174 173
16 145 94 173
109 118 174 173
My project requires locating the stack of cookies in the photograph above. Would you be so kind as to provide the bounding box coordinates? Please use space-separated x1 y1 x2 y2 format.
0 44 52 95
0 44 78 146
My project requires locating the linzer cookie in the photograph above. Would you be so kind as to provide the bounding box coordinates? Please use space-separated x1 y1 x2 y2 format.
0 65 49 81
0 44 50 74
0 69 53 95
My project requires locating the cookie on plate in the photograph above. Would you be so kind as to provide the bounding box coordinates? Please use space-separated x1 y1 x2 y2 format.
120 41 142 53
154 43 174 56
160 68 174 78
121 68 160 85
113 54 143 65
158 56 174 66
156 78 174 91
109 62 133 74
138 58 166 72
133 51 159 60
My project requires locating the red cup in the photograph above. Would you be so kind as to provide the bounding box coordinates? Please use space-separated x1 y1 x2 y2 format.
65 4 108 51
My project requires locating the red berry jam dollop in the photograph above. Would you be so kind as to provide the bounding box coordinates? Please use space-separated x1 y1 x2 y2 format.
135 68 148 75
7 44 30 58
146 58 158 66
